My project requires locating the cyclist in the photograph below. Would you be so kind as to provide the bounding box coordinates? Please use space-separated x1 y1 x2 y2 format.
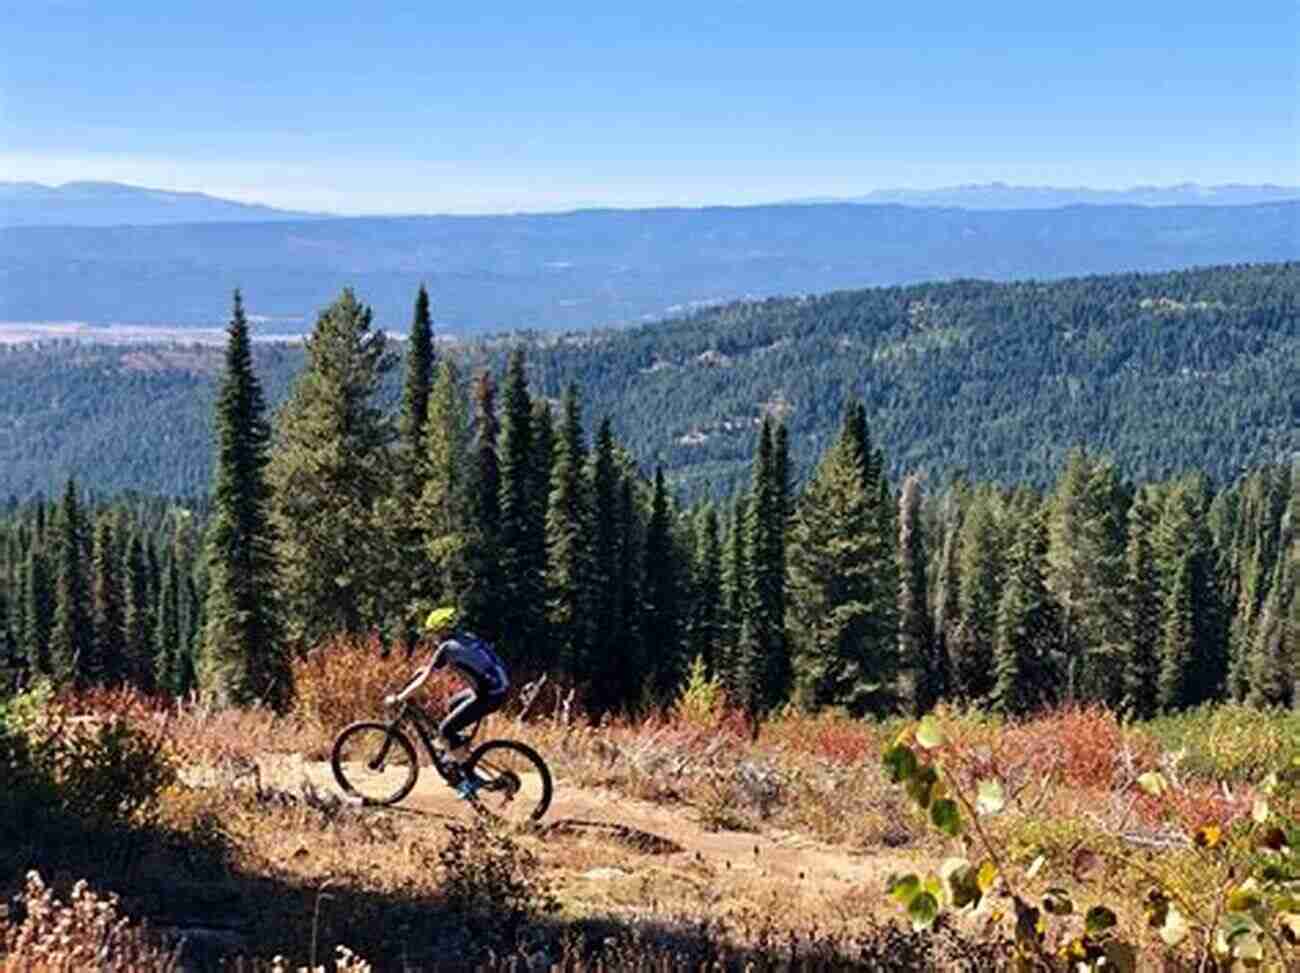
421 606 511 797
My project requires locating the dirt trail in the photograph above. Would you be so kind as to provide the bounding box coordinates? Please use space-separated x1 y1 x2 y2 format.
291 757 909 891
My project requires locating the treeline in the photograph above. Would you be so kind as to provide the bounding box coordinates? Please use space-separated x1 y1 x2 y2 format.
0 488 207 696
1 285 1297 719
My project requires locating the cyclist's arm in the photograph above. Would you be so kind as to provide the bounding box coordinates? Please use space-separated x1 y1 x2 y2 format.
384 644 445 705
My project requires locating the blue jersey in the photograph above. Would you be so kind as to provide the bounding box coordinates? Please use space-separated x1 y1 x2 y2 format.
432 633 509 697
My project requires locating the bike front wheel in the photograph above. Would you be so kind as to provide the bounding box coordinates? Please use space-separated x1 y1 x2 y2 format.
464 740 553 824
331 721 419 806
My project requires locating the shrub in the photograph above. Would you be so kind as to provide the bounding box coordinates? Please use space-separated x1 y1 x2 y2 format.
2 870 181 969
1144 704 1300 784
438 815 559 943
0 684 175 868
291 633 458 731
882 714 1300 972
671 654 726 725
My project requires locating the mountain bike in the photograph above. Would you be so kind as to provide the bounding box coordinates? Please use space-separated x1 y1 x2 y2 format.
330 669 553 825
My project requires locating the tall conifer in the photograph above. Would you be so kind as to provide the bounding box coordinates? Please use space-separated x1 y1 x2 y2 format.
418 359 473 611
495 349 550 665
1121 487 1161 718
22 547 52 677
49 478 92 686
203 291 290 709
689 504 725 675
642 467 681 700
154 552 181 695
545 385 592 682
897 474 939 715
400 284 436 484
122 532 154 692
949 490 1003 704
786 411 896 714
992 507 1056 715
91 516 126 686
1157 554 1195 711
462 371 502 638
268 288 396 648
587 418 622 713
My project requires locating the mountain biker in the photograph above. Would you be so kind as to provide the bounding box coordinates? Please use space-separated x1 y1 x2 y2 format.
421 606 511 797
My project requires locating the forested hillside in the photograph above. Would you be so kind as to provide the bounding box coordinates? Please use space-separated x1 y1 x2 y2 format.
1 262 1296 502
532 260 1300 495
1 284 1295 724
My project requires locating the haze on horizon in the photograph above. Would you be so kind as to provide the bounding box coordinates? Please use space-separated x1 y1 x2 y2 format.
2 0 1297 215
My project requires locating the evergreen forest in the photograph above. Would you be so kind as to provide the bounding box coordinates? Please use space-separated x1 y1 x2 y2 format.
0 261 1296 503
1 279 1296 722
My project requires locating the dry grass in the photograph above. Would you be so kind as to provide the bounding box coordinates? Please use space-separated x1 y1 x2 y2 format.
11 645 1293 970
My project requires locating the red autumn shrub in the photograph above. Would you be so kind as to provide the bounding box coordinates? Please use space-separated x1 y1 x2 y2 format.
758 709 888 765
291 632 460 731
945 705 1160 794
54 684 171 724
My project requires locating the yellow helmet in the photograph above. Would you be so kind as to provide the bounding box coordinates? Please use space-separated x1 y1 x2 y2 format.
425 606 458 632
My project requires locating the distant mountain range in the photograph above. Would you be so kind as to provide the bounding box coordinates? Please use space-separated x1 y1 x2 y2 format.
0 181 324 227
4 180 1297 230
788 182 1300 209
2 197 1297 333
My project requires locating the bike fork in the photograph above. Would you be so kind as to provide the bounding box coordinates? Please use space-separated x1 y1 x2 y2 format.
368 724 401 771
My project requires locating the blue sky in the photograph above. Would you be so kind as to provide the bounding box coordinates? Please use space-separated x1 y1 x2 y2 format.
2 1 1297 214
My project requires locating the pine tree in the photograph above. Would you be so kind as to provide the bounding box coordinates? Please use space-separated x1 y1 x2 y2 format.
22 546 52 677
1121 487 1161 719
1157 554 1195 712
642 467 682 702
49 478 92 686
1045 448 1127 703
992 507 1056 716
399 283 436 486
0 579 13 671
495 348 539 666
122 532 154 692
461 370 502 639
587 418 622 714
949 489 1003 705
786 414 896 714
268 288 396 648
544 385 592 683
931 488 965 707
154 552 181 695
387 284 439 643
203 292 290 709
1230 467 1289 701
746 418 789 709
615 474 643 707
530 399 556 648
721 496 750 709
91 516 127 686
1153 476 1226 706
897 474 939 715
688 504 725 676
1247 478 1295 708
1247 560 1293 707
417 359 473 614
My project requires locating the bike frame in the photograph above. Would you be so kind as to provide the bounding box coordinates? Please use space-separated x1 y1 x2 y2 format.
380 699 485 783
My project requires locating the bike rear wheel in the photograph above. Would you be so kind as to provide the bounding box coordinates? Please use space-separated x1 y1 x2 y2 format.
464 739 553 824
331 721 419 806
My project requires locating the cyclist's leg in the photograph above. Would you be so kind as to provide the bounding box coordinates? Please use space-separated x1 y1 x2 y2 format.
440 689 489 751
